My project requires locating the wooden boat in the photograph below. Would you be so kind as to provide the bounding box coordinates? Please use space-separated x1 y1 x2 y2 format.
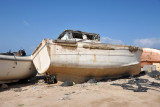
32 30 143 83
0 50 37 84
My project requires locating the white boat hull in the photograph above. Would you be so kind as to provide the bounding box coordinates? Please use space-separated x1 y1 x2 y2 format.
32 39 143 83
0 55 37 83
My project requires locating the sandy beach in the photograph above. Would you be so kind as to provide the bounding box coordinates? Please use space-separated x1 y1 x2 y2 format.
0 74 160 107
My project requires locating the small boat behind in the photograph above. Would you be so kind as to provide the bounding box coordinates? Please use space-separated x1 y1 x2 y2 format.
32 30 143 83
141 48 160 66
0 50 37 84
141 48 160 71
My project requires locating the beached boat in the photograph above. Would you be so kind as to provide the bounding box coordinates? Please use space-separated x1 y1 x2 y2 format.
141 48 160 67
32 30 143 83
0 50 37 84
141 48 160 71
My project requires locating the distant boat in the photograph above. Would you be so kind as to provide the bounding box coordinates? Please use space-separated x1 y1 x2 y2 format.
32 30 143 83
141 48 160 71
141 48 160 67
0 50 37 84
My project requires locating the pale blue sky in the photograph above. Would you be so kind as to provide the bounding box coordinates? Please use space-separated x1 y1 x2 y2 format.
0 0 160 54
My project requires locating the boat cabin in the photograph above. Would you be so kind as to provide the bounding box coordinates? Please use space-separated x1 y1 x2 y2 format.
57 30 100 42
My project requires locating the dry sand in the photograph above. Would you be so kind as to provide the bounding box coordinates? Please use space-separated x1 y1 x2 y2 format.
0 74 160 107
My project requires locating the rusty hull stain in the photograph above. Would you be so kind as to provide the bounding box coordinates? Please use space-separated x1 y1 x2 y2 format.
94 54 96 62
56 43 77 47
47 63 141 83
47 45 51 58
83 45 115 50
56 43 77 50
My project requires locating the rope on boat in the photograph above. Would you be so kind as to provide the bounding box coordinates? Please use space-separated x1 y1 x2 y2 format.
13 54 17 65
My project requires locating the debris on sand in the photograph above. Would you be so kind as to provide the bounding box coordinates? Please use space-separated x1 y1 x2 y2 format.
36 79 46 85
111 78 160 92
64 93 71 95
87 79 97 83
150 82 160 88
13 88 22 92
1 84 8 89
61 81 75 87
147 70 160 80
18 104 24 106
46 75 57 84
58 96 71 100
11 88 27 92
128 79 149 84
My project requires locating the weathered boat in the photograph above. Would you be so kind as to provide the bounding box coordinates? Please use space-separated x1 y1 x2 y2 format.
32 30 143 83
0 50 37 84
141 48 160 71
141 48 160 67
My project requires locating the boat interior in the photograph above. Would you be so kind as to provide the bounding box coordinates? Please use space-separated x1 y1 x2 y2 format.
57 29 100 42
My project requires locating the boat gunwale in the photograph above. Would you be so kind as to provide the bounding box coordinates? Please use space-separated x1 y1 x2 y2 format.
0 55 32 62
31 39 143 59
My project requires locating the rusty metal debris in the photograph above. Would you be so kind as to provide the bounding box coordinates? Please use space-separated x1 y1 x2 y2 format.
45 73 57 84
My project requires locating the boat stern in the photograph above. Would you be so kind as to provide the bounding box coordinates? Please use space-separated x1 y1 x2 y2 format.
31 39 51 74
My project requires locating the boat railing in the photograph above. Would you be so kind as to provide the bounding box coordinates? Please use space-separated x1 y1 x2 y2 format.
52 39 77 44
